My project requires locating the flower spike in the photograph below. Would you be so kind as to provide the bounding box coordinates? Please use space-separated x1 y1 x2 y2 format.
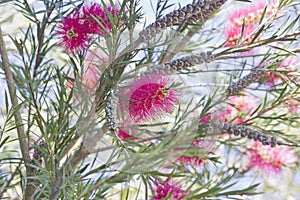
105 91 118 133
226 68 265 96
139 0 229 42
206 123 300 147
146 51 214 76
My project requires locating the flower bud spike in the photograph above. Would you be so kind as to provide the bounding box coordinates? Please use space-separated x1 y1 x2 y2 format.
226 68 265 96
29 140 46 169
144 51 214 76
206 123 299 148
139 0 229 42
105 90 118 133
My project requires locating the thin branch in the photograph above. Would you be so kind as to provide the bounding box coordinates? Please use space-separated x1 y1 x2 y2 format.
49 169 62 200
0 26 29 160
215 53 268 60
0 25 35 200
215 47 300 61
214 31 300 58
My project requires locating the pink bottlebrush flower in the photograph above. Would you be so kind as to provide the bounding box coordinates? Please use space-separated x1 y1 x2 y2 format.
56 13 90 52
67 49 110 94
56 3 120 51
245 141 298 174
152 180 186 200
82 3 120 35
261 56 298 86
225 94 258 120
121 75 178 122
224 1 277 48
228 1 276 27
224 25 255 47
81 64 102 92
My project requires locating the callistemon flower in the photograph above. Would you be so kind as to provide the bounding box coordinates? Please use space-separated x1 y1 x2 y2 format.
245 141 298 174
80 65 101 92
261 56 298 86
67 49 109 94
152 180 186 200
121 75 178 122
225 94 258 123
56 13 90 52
224 25 254 47
228 1 277 27
82 3 120 35
224 1 277 48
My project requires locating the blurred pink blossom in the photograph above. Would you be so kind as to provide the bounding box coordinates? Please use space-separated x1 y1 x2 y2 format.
224 25 254 47
225 94 258 121
201 95 258 126
261 56 298 86
200 95 258 139
228 1 276 27
245 141 298 174
200 111 228 124
67 48 110 94
224 1 277 48
116 119 138 140
117 128 137 140
152 180 186 200
82 3 120 35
